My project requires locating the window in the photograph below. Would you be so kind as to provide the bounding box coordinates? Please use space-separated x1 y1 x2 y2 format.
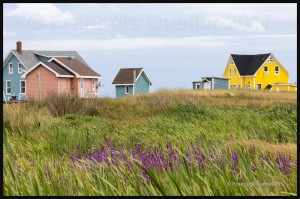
246 83 250 90
264 66 268 75
125 86 129 94
6 81 11 95
257 84 262 90
230 85 236 89
20 80 26 94
229 69 232 77
275 66 279 75
229 59 234 65
18 63 23 74
269 57 274 62
196 84 200 89
9 63 13 74
234 69 236 77
238 85 241 89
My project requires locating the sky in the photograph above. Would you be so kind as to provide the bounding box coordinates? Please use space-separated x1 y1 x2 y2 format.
3 3 297 97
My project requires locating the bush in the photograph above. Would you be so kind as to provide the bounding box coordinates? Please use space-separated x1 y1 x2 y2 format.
43 92 83 116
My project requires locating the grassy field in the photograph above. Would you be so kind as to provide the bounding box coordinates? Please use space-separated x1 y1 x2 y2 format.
3 89 297 196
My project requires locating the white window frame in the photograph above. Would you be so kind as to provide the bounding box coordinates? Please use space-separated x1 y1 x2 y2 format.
125 86 129 94
20 80 26 94
246 83 250 90
9 63 13 74
264 66 268 75
6 80 12 95
269 57 274 62
257 84 262 90
92 79 95 91
275 66 279 75
18 63 23 74
233 69 236 77
229 69 232 77
229 59 234 65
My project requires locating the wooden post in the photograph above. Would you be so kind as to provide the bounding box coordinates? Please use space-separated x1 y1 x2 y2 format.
38 70 41 100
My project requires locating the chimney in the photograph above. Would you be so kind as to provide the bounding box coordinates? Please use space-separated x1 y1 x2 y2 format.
16 41 22 53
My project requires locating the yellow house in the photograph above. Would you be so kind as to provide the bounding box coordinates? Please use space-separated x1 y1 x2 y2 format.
223 53 297 91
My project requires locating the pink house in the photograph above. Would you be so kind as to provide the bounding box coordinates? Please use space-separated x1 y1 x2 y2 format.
22 57 101 100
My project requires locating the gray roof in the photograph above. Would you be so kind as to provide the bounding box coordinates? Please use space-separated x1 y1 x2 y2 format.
10 50 90 69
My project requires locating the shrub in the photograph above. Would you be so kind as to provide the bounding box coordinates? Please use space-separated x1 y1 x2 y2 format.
43 92 83 116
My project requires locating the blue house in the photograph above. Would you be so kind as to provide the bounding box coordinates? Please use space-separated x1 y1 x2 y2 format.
3 41 91 102
192 77 229 90
112 68 153 98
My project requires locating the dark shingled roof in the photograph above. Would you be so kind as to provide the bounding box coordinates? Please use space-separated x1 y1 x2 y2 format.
55 57 101 77
231 53 271 76
41 61 74 76
112 68 143 84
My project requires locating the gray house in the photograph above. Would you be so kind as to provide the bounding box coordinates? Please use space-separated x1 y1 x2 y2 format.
193 77 229 90
112 68 153 98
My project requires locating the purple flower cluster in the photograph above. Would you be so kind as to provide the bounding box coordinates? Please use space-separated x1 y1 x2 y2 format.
68 141 295 184
276 154 292 176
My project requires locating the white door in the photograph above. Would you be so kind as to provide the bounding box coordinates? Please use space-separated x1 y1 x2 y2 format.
80 78 84 97
203 82 211 90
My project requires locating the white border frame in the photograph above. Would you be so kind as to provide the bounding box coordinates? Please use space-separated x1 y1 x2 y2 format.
18 62 22 74
275 66 279 75
125 85 129 94
20 80 26 94
6 80 12 95
264 66 268 75
8 62 13 74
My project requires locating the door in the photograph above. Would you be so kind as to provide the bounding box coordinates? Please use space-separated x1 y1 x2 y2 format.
80 78 84 97
92 79 95 94
203 82 211 90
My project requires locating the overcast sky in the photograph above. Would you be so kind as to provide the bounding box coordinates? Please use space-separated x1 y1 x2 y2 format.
3 3 297 97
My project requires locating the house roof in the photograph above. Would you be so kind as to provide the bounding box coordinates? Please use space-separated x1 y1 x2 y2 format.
41 61 74 76
112 68 144 84
192 77 229 83
231 53 271 76
202 77 230 80
9 50 90 69
55 57 101 77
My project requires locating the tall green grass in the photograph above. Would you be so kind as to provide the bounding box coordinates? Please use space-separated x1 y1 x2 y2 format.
3 89 297 196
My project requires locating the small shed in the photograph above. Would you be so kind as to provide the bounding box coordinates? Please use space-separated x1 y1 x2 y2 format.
112 68 153 98
193 77 229 90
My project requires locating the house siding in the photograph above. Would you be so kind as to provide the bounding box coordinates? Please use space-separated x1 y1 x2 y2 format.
193 78 228 90
255 59 289 89
193 82 202 89
214 78 229 89
135 72 150 94
58 78 71 94
3 53 26 101
271 85 297 92
116 85 133 98
224 62 241 88
26 64 58 100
